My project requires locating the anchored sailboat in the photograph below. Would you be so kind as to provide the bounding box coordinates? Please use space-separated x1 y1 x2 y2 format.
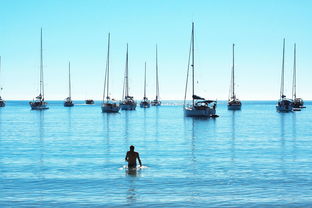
228 44 241 110
276 39 293 112
140 62 150 108
292 44 304 110
29 28 49 110
0 56 5 107
184 23 217 117
120 44 137 110
64 62 74 107
101 33 120 113
151 45 161 106
85 99 94 104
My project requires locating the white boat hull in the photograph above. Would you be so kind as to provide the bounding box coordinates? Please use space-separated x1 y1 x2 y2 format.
184 107 216 117
101 104 120 113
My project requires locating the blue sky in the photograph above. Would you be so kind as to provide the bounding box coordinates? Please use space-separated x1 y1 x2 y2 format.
0 0 311 100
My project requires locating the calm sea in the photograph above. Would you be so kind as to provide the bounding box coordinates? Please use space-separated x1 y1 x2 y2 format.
1 101 312 207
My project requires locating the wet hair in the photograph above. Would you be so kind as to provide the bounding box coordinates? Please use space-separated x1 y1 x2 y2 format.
130 145 135 150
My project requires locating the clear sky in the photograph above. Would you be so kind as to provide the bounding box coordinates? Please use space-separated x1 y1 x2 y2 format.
0 0 311 100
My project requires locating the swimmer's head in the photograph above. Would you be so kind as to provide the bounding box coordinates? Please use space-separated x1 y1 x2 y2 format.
130 145 135 151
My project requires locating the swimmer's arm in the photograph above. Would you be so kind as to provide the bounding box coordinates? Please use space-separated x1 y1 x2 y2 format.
137 153 142 167
125 152 129 161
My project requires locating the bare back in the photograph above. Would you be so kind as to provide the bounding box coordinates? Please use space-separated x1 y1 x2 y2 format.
125 150 142 167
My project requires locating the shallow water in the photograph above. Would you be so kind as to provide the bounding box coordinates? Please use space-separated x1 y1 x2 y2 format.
1 101 312 207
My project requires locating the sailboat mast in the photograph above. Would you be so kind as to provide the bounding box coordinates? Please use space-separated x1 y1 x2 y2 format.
125 44 129 98
102 33 110 103
106 33 110 100
40 28 44 100
156 45 159 100
280 38 285 98
191 22 195 106
144 62 147 99
232 43 235 99
0 56 2 93
68 61 71 98
292 43 296 100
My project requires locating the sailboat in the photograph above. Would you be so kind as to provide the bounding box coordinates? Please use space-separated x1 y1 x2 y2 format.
0 56 5 107
184 22 217 117
120 44 137 110
85 99 94 104
276 38 293 112
151 45 161 106
101 33 120 113
227 44 241 110
140 62 150 108
64 61 74 107
292 43 304 110
29 28 49 110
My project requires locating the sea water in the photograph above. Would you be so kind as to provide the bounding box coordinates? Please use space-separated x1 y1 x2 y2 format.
1 101 312 207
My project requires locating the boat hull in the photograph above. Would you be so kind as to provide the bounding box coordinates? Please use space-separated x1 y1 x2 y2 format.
0 101 5 107
151 101 161 106
64 102 74 107
184 107 216 117
276 105 293 112
293 98 304 108
29 102 49 110
101 105 120 113
276 99 293 112
120 104 136 110
85 100 94 105
140 102 150 108
227 104 241 110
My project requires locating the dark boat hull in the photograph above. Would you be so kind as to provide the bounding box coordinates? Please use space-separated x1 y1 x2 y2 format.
85 100 94 105
64 101 74 107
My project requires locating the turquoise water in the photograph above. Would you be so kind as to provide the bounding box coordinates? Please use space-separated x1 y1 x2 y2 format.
1 101 312 207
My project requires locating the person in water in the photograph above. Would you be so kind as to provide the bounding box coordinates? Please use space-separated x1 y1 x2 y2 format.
125 145 142 168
